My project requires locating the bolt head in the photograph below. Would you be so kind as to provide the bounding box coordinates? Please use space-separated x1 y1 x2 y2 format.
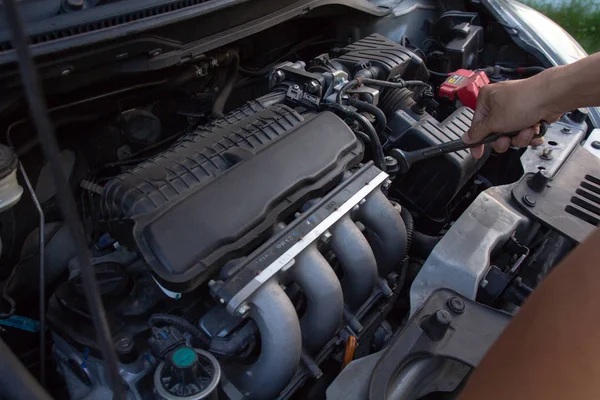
322 230 333 242
540 147 553 160
434 310 452 326
447 297 465 314
307 80 321 94
480 278 489 288
523 195 536 207
561 126 572 134
149 49 162 57
273 70 285 83
237 303 250 316
292 84 300 90
66 0 84 8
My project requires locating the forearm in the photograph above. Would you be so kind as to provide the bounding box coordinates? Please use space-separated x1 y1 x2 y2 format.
536 52 600 116
460 227 600 400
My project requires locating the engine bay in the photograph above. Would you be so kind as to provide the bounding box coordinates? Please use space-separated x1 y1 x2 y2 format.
0 2 596 399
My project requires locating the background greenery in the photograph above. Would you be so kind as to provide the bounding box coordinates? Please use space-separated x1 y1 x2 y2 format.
523 0 600 53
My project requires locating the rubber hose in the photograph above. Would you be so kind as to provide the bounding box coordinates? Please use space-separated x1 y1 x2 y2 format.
212 50 240 118
359 78 429 90
149 314 211 348
210 321 258 357
400 207 415 256
350 111 386 172
379 87 416 118
322 103 386 172
411 231 442 260
336 79 359 104
347 98 387 135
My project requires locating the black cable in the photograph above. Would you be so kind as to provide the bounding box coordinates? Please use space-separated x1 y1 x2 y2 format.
2 1 125 398
337 78 430 105
336 79 359 104
17 163 46 387
149 314 211 348
400 207 414 256
212 50 240 118
322 103 386 172
428 69 449 77
347 98 387 135
239 38 341 77
360 77 430 90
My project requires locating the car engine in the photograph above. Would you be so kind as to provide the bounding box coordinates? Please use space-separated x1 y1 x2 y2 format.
0 2 594 399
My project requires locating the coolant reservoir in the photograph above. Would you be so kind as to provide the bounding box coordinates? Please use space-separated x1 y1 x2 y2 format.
0 144 22 212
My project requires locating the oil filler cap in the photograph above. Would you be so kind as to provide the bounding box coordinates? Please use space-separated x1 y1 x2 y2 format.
171 347 198 369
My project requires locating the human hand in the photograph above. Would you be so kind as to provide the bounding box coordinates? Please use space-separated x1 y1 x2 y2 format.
462 76 562 159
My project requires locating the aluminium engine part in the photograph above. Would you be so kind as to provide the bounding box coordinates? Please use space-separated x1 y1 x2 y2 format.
409 186 527 315
0 144 22 212
326 289 510 400
53 334 155 400
408 113 589 314
101 101 363 293
210 164 408 399
154 347 221 400
513 145 600 243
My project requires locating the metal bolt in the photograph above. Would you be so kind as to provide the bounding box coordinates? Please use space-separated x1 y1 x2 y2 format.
540 147 553 160
66 0 84 8
359 198 367 206
237 303 250 316
149 49 162 58
60 67 72 76
434 310 452 326
307 80 321 94
523 195 536 207
292 84 300 90
115 336 134 353
196 64 209 77
480 278 489 288
592 141 600 150
561 126 571 134
219 298 225 304
384 156 395 165
447 297 465 314
273 70 285 84
382 179 392 189
321 230 332 243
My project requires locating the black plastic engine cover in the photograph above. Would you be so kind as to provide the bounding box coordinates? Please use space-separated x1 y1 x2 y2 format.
101 108 363 291
389 107 487 230
330 33 429 81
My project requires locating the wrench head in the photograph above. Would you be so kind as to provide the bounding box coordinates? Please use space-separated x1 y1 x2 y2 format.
389 149 410 174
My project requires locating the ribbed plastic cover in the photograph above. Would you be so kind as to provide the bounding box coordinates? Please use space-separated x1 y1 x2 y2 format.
101 105 363 291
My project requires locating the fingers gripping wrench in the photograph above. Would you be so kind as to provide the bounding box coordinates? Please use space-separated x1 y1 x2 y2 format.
388 121 549 174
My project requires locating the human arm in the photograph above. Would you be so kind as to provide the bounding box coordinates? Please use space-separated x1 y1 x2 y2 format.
464 52 600 158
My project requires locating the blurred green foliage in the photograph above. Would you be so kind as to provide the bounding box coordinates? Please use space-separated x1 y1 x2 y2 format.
523 0 600 53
